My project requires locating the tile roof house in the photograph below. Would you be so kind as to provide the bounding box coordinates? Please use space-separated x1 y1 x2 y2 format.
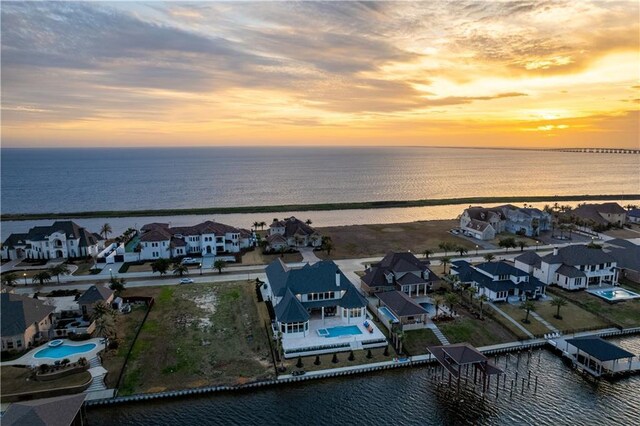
514 245 618 290
1 293 55 352
568 203 627 227
267 217 321 250
2 221 104 261
361 252 439 296
1 393 87 426
264 259 385 358
138 220 254 260
451 260 546 302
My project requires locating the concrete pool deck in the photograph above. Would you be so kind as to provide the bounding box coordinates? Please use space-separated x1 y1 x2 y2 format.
2 338 104 367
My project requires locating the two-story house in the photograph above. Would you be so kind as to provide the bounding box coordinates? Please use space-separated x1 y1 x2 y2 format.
266 217 322 250
459 207 505 240
514 245 618 290
1 293 55 352
361 252 439 296
138 221 253 260
459 205 551 240
450 260 546 302
502 205 551 237
2 221 104 261
569 202 627 228
264 259 386 358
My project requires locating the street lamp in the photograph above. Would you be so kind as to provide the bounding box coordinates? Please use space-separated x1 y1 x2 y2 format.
536 241 539 251
199 263 202 276
475 245 479 256
109 268 113 279
23 273 27 285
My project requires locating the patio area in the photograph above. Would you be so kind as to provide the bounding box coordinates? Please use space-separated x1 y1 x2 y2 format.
282 315 387 358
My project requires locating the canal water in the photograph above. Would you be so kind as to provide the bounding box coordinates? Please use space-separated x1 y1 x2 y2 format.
88 337 640 425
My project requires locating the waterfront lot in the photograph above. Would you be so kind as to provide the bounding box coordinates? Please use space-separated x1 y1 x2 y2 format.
438 307 516 347
287 346 394 373
241 250 303 265
1 365 91 398
119 281 273 395
403 329 442 355
315 220 475 259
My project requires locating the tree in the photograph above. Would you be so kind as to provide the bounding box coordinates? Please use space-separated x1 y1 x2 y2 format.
456 246 468 257
32 271 51 287
432 295 443 318
173 263 189 277
422 249 433 259
438 242 455 256
91 301 117 322
259 221 267 230
253 221 260 231
465 286 477 304
499 237 517 253
1 272 18 287
305 219 313 226
109 277 126 294
478 295 489 319
100 223 112 240
214 260 226 274
483 253 495 262
518 241 528 252
397 331 405 355
94 316 116 350
323 241 334 256
520 300 536 323
440 256 451 274
551 297 568 319
278 246 287 258
151 258 170 275
444 292 459 315
48 263 70 284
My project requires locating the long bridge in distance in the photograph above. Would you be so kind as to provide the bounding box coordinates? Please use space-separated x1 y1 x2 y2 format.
550 147 640 154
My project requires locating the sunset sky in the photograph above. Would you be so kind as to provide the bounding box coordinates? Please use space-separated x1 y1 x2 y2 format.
1 1 638 148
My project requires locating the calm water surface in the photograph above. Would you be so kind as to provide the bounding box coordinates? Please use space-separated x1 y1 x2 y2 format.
2 147 638 214
88 337 640 425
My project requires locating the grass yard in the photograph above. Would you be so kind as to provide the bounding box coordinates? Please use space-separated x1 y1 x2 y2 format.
496 303 552 336
119 281 273 395
403 329 442 355
241 250 303 266
68 259 97 275
546 286 640 329
1 366 91 397
286 346 394 373
315 220 475 260
438 307 516 347
534 299 609 332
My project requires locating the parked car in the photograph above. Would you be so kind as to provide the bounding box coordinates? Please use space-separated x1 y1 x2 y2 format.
180 257 200 265
120 304 132 314
450 229 460 235
179 278 194 284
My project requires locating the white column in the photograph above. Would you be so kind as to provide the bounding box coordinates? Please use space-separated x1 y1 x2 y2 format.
322 306 325 324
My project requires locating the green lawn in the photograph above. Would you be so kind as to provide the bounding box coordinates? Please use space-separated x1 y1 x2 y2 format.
497 303 553 336
119 281 273 395
1 366 90 397
403 329 442 355
534 299 609 332
438 315 515 347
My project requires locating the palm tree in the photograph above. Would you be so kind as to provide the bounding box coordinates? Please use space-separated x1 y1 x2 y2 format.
483 253 495 262
432 295 443 318
48 263 70 284
305 219 313 226
440 256 451 274
253 221 260 231
259 221 267 231
478 295 489 318
397 331 406 355
518 241 528 252
465 286 477 305
324 241 334 256
100 223 112 240
214 259 226 274
151 258 170 275
1 272 18 287
520 300 536 323
438 242 455 256
32 271 51 287
109 277 126 294
550 297 568 319
94 316 116 350
173 263 189 277
422 249 433 259
91 301 116 322
444 292 459 315
456 246 467 257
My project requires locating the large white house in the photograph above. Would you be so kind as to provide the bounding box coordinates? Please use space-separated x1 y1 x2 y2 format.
450 260 546 302
263 259 386 358
1 221 104 260
459 205 551 240
138 221 253 260
513 246 618 290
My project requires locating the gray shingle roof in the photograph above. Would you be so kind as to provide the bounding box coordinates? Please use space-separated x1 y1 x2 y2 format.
77 285 114 305
1 393 86 426
556 264 586 278
542 245 615 266
362 252 436 288
274 289 309 323
1 293 55 336
452 261 544 293
377 291 427 317
514 251 542 266
476 261 529 277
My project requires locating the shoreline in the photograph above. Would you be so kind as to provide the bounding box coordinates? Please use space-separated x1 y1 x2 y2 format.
2 193 638 222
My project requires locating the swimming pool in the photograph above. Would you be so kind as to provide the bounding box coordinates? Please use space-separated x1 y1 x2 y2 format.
378 306 399 324
588 287 640 302
317 325 362 338
34 343 97 359
419 302 436 316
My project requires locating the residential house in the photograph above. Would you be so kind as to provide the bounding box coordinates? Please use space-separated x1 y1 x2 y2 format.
267 217 322 250
604 239 640 283
515 245 618 290
1 394 87 426
627 209 640 224
361 252 439 296
568 202 627 228
376 290 429 331
77 285 114 317
1 221 104 261
138 221 253 260
264 259 386 358
1 293 55 352
450 260 546 302
513 251 542 274
459 205 551 240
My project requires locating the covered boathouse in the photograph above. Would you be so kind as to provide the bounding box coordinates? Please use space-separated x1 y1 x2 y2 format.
563 336 638 378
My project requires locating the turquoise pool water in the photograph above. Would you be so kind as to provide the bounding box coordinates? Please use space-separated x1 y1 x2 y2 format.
34 343 97 359
318 325 362 338
590 288 640 301
379 306 399 324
